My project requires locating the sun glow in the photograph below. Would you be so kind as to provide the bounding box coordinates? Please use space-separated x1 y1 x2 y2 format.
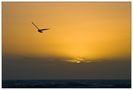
3 2 130 61
66 59 81 64
65 57 93 64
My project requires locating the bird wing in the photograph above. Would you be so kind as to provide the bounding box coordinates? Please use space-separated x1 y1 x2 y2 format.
40 28 49 31
32 22 39 29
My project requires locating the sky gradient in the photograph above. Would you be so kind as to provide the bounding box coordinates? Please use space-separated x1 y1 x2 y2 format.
2 2 131 80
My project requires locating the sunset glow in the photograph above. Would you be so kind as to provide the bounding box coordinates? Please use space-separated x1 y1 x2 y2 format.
2 2 131 82
3 2 131 60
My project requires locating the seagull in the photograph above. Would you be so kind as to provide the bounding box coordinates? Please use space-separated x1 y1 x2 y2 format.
32 22 49 33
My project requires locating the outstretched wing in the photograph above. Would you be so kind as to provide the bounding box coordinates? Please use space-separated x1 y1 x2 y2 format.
41 28 49 31
32 22 39 29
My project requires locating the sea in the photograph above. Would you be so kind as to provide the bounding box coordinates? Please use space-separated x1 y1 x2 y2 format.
2 79 131 88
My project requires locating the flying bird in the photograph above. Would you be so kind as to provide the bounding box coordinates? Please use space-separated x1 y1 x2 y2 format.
32 22 49 33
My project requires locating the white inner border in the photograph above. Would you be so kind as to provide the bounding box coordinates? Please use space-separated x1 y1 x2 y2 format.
0 0 132 90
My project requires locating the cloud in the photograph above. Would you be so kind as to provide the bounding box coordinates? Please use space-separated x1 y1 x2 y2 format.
2 54 131 80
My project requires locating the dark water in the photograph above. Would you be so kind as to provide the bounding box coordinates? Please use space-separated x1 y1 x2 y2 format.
2 80 131 88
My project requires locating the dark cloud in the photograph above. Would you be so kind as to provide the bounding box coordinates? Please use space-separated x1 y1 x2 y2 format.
2 54 131 80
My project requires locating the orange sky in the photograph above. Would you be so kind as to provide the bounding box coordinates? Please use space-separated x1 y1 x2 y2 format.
2 2 131 60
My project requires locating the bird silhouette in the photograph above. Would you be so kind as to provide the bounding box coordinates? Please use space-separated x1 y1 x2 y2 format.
32 22 49 33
